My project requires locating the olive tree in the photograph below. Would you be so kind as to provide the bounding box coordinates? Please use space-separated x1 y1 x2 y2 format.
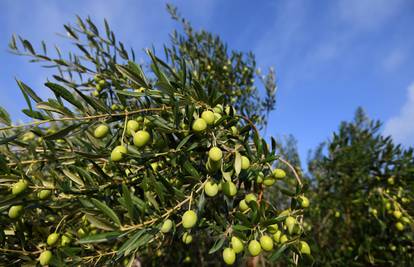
0 15 308 266
307 108 414 266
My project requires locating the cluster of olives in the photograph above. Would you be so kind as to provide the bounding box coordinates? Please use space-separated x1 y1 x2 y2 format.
91 74 109 97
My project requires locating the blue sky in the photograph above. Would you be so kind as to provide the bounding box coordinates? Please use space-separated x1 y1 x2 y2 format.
1 0 414 166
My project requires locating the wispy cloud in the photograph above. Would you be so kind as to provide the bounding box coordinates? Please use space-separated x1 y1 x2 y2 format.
384 82 414 145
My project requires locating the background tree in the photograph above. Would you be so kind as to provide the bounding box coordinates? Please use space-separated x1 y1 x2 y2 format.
0 10 307 267
307 108 414 266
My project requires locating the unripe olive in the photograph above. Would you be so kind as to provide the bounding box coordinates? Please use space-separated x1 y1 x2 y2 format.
401 216 410 224
192 118 207 133
98 79 106 87
77 228 87 237
238 199 249 212
241 156 250 170
285 216 296 235
393 210 402 219
183 255 191 263
299 241 311 255
201 110 215 125
22 132 36 142
47 233 59 246
231 236 244 253
213 104 223 114
273 168 286 179
182 210 197 229
245 193 257 204
95 83 103 92
8 205 23 219
94 124 109 139
395 222 404 231
208 147 223 162
279 234 288 244
182 232 193 244
334 211 341 218
260 235 274 251
160 219 173 233
38 190 52 200
389 244 397 251
126 120 139 135
298 196 310 208
61 234 71 246
256 172 264 184
12 180 28 195
387 177 395 185
263 177 275 186
222 247 236 265
133 130 151 147
39 250 53 266
248 240 261 256
268 224 279 234
273 230 282 243
222 181 237 197
204 182 219 197
111 145 127 161
230 126 238 136
214 113 222 124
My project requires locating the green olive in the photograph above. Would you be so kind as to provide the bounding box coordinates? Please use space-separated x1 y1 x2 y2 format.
244 193 257 204
39 250 53 266
298 196 310 208
133 130 151 147
8 205 23 219
94 124 109 139
192 118 207 133
111 145 127 161
182 232 193 244
222 247 236 265
38 190 52 200
160 219 173 233
239 199 249 212
285 216 296 235
260 235 273 251
248 240 261 256
273 168 286 179
241 156 250 170
273 230 282 243
208 147 223 162
204 181 219 197
231 236 244 254
182 210 197 229
126 120 140 135
299 241 311 255
61 234 71 246
222 181 237 197
12 180 28 195
201 110 215 125
47 233 59 246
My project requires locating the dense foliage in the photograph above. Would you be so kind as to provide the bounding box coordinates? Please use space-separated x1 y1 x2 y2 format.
0 14 308 267
307 108 414 266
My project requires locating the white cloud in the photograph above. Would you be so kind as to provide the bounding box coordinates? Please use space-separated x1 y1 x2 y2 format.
337 0 405 31
384 82 414 145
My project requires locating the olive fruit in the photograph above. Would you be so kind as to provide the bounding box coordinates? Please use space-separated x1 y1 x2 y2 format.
285 216 296 235
8 205 23 219
111 145 127 161
208 147 223 162
160 219 173 233
61 234 71 246
22 132 35 142
273 230 282 243
47 233 59 246
77 228 87 237
387 177 395 185
395 222 404 231
222 181 237 197
94 124 109 138
182 232 193 244
201 110 215 125
213 104 223 113
231 126 238 136
279 235 288 244
256 172 264 184
334 211 341 218
401 216 410 224
126 120 139 135
248 240 262 256
273 168 286 179
263 177 275 186
38 190 52 200
133 130 151 147
393 210 402 219
299 241 311 255
231 236 244 253
241 156 250 170
260 235 274 251
238 200 249 212
39 250 53 266
268 224 279 233
222 247 236 265
12 180 28 195
182 210 197 229
298 196 310 208
204 181 219 197
192 118 207 133
245 193 257 203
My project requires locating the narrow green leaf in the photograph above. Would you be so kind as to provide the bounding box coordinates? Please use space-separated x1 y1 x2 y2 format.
44 123 82 140
79 231 122 244
91 198 121 226
208 238 225 254
44 82 84 111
